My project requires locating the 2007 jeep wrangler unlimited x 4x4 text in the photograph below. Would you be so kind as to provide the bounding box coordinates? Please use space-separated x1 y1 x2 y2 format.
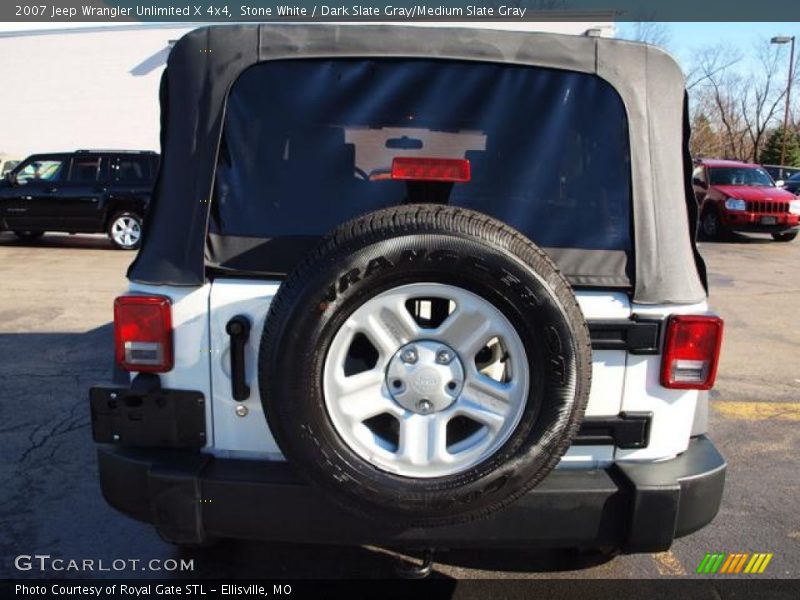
90 25 726 555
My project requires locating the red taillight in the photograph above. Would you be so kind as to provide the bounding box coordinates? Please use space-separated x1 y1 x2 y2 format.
114 295 173 373
391 157 471 182
660 315 723 390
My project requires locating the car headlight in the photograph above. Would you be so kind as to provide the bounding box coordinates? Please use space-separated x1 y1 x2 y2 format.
724 198 747 211
790 200 800 215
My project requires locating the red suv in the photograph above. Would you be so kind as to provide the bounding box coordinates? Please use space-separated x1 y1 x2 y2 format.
693 159 800 242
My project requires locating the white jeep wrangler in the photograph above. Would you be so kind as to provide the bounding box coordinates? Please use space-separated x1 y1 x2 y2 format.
90 25 725 556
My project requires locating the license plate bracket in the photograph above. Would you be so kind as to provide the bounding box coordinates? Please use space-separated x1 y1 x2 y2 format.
90 387 206 448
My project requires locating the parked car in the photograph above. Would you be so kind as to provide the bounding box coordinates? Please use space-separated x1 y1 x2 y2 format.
90 25 725 561
693 159 800 242
762 164 800 184
781 171 800 196
0 150 158 249
0 154 20 177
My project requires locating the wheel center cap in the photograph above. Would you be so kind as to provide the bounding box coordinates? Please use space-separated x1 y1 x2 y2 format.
386 341 465 414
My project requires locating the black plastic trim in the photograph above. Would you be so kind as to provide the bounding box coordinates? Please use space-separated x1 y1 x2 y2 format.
616 435 726 550
588 318 662 354
575 412 652 449
90 386 206 448
96 436 725 552
225 315 251 401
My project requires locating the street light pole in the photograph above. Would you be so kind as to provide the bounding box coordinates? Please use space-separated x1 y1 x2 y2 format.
771 35 796 167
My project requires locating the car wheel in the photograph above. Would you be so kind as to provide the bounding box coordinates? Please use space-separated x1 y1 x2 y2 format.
258 205 592 526
13 230 44 242
771 232 797 242
700 209 724 240
108 212 143 250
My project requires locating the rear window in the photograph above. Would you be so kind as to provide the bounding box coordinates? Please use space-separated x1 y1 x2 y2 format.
211 59 632 275
113 156 151 183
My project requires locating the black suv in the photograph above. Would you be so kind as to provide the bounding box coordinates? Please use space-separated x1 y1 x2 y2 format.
0 150 158 249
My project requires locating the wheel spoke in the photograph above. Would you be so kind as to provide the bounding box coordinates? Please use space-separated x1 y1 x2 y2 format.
339 386 401 423
352 295 421 358
456 398 508 431
458 376 516 429
322 282 530 478
397 413 448 466
331 368 401 422
335 368 384 397
434 303 494 359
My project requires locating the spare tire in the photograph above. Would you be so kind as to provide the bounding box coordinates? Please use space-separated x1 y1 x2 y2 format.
259 205 591 526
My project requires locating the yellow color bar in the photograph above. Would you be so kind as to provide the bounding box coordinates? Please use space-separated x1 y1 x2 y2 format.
744 554 760 573
758 554 773 574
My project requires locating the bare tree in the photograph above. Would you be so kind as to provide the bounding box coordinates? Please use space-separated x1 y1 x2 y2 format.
685 40 798 162
739 41 791 163
688 45 748 159
622 21 672 48
685 44 742 91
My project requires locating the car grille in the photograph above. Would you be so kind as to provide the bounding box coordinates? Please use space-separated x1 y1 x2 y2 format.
746 201 789 213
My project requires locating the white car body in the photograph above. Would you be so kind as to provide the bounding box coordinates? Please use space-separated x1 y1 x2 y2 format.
126 280 709 467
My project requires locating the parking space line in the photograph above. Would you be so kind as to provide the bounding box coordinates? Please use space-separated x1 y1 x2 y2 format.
713 401 800 421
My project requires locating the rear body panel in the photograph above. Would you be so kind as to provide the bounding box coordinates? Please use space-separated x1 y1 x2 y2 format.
128 282 214 444
208 280 282 458
123 281 705 466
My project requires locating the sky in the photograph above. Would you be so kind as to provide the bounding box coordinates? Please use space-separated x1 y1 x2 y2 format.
618 22 800 74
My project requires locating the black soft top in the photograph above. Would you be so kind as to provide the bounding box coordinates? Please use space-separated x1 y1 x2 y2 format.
128 24 707 305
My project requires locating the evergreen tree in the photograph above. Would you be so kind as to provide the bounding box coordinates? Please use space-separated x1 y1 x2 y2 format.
760 127 800 166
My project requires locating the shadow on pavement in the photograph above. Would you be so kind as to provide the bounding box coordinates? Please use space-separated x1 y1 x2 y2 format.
698 232 784 245
0 232 116 250
0 323 609 580
168 540 615 579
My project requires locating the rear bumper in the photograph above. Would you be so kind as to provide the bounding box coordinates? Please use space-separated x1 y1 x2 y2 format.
97 435 725 552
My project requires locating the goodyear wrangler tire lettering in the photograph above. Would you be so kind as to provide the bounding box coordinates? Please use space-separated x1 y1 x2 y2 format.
259 205 592 526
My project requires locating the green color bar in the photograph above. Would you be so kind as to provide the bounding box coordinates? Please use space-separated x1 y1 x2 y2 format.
710 553 726 573
704 553 719 573
697 553 712 574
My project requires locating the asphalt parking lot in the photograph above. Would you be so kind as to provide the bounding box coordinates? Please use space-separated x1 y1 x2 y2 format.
1 231 798 580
